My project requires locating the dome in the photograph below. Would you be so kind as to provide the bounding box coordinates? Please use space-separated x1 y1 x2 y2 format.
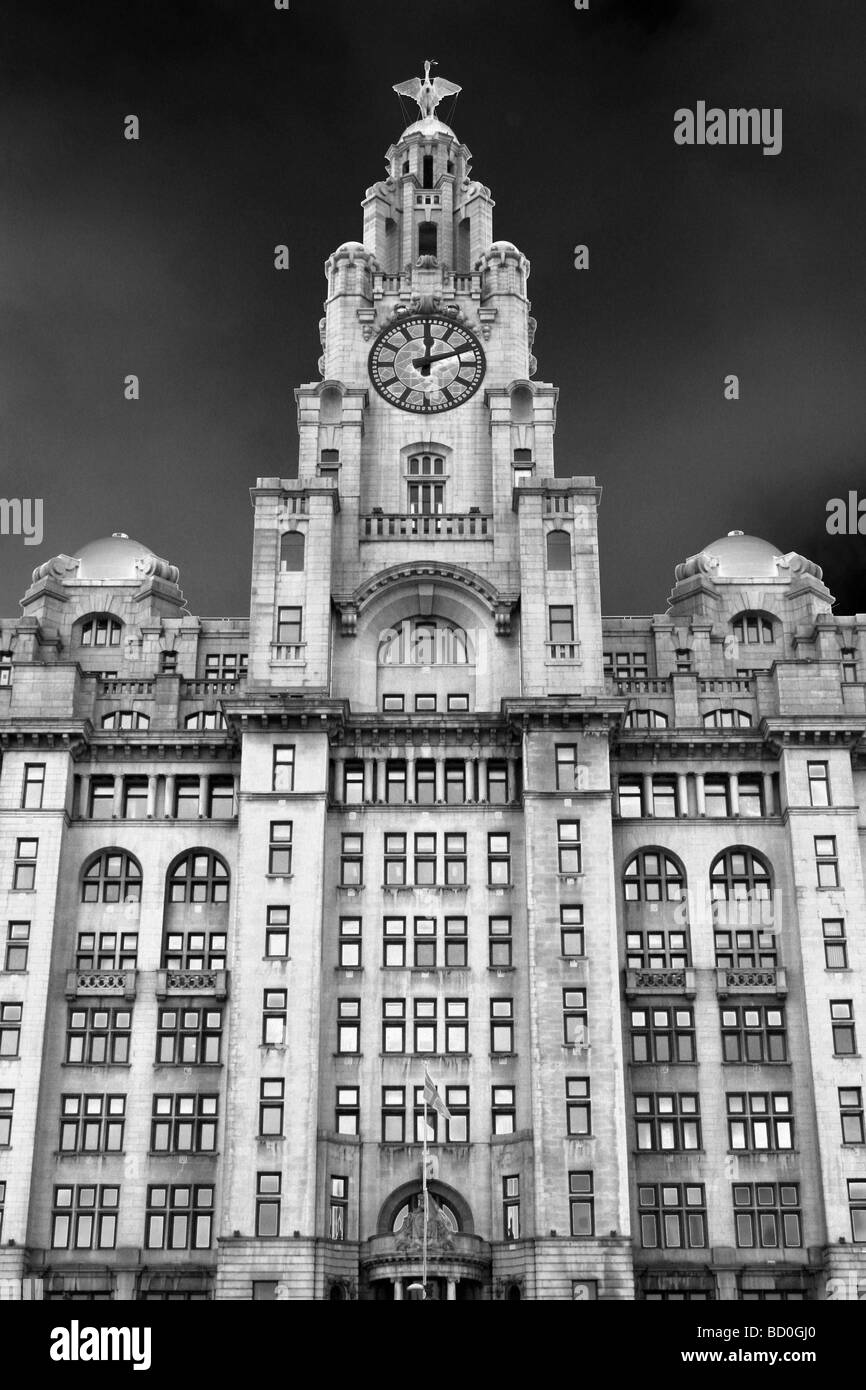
71 533 160 580
400 116 456 140
699 531 783 579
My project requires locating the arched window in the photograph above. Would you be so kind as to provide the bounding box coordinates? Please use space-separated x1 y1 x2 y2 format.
82 851 142 903
407 452 447 514
510 385 533 425
101 710 150 731
319 386 342 425
709 848 772 905
279 532 305 572
624 709 669 730
418 222 438 258
732 613 774 645
184 710 226 731
80 616 122 648
391 1192 460 1234
167 851 230 904
703 708 752 728
546 530 572 571
623 849 685 902
378 618 470 667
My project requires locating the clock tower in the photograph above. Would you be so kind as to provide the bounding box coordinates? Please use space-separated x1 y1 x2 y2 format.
226 65 630 1300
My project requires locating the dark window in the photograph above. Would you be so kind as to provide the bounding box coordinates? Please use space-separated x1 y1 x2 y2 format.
639 1184 707 1250
52 1185 119 1250
721 1006 787 1063
21 764 45 809
489 916 512 968
839 1088 865 1145
831 1000 857 1055
273 746 295 791
167 851 228 904
276 606 302 645
568 1172 594 1236
733 1183 801 1250
418 222 437 257
727 1093 793 1151
156 1008 222 1065
279 532 305 572
12 838 37 891
823 919 848 969
546 530 572 570
268 822 293 876
341 833 363 885
255 1174 281 1237
4 922 30 972
66 1007 131 1064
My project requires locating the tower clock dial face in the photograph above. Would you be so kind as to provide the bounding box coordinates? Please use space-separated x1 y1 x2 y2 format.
368 313 486 412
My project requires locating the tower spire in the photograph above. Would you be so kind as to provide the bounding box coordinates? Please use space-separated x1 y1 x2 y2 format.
393 59 461 122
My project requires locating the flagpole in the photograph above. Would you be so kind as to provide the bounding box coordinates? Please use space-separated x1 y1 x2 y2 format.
422 1085 429 1299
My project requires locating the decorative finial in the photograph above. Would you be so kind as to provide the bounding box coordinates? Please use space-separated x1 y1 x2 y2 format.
393 60 461 122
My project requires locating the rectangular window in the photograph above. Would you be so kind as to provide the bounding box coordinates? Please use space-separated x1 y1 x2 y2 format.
382 694 404 713
831 1000 857 1055
849 1180 866 1242
12 838 37 891
75 930 138 971
259 1079 285 1137
385 761 407 804
122 777 148 819
555 745 580 792
146 1184 214 1252
503 1175 520 1238
337 998 360 1054
329 1176 348 1241
338 916 361 968
704 775 729 818
566 1077 591 1136
415 693 436 713
549 605 574 642
639 1184 707 1250
737 775 764 817
22 764 45 809
721 1006 787 1063
4 922 30 972
273 746 295 792
807 761 830 807
335 1087 359 1136
384 833 406 886
89 777 115 817
714 928 777 970
490 998 514 1055
383 916 406 968
489 915 512 968
488 832 511 886
563 988 588 1046
276 606 302 645
444 916 467 967
382 999 405 1054
733 1183 801 1250
635 1093 701 1151
59 1094 126 1153
815 835 840 887
0 1089 13 1147
487 763 509 804
162 928 226 972
823 919 848 970
262 990 287 1046
343 762 364 804
560 905 584 957
414 1085 437 1143
255 1174 281 1237
726 1093 793 1151
652 776 678 818
151 1094 218 1153
204 652 247 680
840 1087 865 1145
675 648 692 672
445 1087 469 1143
382 1086 405 1142
568 1172 594 1236
268 822 293 876
156 1008 222 1065
415 760 436 804
414 998 437 1053
445 999 468 1054
557 820 581 875
52 1185 119 1250
626 928 690 971
618 777 643 818
631 1007 695 1064
413 916 436 968
447 693 470 712
208 777 235 819
414 833 437 885
444 833 467 885
340 833 363 886
174 777 199 818
443 763 466 807
265 906 290 959
492 1085 516 1136
66 1007 131 1064
0 653 11 685
841 647 858 683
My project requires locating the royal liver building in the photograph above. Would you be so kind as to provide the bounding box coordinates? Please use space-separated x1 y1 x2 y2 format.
1 68 864 1302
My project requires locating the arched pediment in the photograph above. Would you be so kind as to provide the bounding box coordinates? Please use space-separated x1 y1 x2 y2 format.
334 561 518 637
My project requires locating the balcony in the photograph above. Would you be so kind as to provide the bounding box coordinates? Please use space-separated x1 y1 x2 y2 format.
65 969 138 1000
155 969 229 1000
625 968 696 998
181 678 242 697
361 512 491 540
545 641 581 664
716 967 787 998
606 678 671 695
269 642 306 664
361 1230 491 1284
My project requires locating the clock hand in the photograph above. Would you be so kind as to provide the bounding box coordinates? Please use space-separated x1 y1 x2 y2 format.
412 345 473 371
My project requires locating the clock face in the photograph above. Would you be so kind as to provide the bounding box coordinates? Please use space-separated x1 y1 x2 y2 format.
368 313 486 413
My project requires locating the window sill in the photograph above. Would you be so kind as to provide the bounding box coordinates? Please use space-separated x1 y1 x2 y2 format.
55 1150 126 1159
380 1053 471 1062
264 955 291 963
153 1062 224 1069
62 1062 132 1069
488 965 516 973
832 1053 861 1060
147 1151 219 1159
265 874 294 882
490 1052 517 1061
256 1135 284 1143
726 1148 799 1157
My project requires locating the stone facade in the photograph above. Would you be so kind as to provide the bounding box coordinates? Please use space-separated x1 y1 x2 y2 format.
0 82 864 1301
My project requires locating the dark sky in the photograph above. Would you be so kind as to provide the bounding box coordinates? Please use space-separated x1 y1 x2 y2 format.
1 0 865 618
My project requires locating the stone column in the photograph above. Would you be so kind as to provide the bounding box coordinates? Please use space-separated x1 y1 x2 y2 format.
642 773 654 817
198 774 210 819
333 756 345 803
393 1278 404 1301
164 774 175 819
446 1278 457 1301
464 758 475 804
695 773 706 817
146 775 158 819
78 773 90 819
111 778 123 819
364 757 375 804
677 773 688 817
435 758 445 804
405 747 416 804
729 774 739 817
763 772 775 815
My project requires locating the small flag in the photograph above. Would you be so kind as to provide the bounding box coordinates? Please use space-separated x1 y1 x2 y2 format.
423 1068 452 1121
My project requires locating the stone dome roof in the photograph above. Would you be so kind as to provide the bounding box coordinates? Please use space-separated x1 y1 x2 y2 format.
400 115 456 141
72 533 163 580
698 531 783 579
